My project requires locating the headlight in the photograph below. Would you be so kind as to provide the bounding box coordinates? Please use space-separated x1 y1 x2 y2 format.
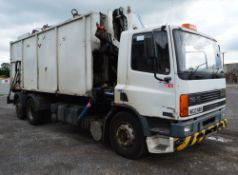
184 125 192 133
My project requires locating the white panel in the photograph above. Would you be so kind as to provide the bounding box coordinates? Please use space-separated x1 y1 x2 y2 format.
58 19 87 95
23 37 37 90
10 13 100 95
38 30 57 92
85 16 91 92
11 41 22 61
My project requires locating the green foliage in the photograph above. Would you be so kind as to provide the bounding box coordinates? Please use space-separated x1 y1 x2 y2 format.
0 63 10 77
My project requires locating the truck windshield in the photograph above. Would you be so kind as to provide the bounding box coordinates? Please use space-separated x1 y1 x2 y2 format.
173 30 224 80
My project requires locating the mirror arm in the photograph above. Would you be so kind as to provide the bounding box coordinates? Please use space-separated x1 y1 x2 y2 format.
152 30 162 82
153 57 163 81
153 57 171 83
154 73 164 82
154 72 171 83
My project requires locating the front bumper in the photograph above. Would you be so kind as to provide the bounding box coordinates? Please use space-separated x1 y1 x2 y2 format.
146 118 228 153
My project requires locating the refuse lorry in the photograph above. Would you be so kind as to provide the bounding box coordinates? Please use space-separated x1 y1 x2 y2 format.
8 7 227 159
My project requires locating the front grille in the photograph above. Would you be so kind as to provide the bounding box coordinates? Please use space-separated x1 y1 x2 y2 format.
203 100 225 112
200 89 225 103
189 89 225 106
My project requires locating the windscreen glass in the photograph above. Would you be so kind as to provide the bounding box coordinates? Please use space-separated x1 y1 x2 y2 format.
173 30 224 80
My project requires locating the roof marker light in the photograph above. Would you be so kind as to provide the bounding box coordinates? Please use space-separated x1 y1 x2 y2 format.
181 23 197 31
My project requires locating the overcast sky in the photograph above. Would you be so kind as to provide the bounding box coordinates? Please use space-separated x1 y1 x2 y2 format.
0 0 238 65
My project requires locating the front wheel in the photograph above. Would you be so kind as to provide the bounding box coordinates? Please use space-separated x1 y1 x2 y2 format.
110 111 145 159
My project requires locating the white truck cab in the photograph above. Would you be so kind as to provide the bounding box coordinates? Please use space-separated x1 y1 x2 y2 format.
115 24 227 154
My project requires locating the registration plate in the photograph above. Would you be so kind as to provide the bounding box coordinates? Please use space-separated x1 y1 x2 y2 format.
189 106 203 115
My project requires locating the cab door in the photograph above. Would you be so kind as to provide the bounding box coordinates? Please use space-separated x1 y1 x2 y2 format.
123 30 176 119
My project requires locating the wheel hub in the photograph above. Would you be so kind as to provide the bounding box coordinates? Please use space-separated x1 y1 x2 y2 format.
116 123 135 147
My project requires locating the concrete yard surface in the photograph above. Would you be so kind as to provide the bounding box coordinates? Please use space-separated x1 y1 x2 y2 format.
0 88 238 175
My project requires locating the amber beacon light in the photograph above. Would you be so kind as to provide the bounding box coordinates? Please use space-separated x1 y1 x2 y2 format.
181 23 197 31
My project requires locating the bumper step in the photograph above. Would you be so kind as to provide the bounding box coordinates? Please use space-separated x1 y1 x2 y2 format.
175 118 228 151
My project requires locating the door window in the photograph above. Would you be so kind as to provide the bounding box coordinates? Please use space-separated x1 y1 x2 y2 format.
131 31 170 74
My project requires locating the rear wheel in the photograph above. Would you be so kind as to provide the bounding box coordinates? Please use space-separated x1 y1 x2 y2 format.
15 97 26 120
26 98 42 125
110 111 145 159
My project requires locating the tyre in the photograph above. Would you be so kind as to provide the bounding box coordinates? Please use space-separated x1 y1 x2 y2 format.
110 111 145 159
15 97 26 120
26 98 42 125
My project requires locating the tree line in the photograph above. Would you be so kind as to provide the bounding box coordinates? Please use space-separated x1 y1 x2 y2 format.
0 63 10 77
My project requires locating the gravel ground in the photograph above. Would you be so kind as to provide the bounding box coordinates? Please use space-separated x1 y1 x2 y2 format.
0 88 237 175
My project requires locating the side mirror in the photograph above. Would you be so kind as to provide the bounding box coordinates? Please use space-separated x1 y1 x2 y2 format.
144 36 155 59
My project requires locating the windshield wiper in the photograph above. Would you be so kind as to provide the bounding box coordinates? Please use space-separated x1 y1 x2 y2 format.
188 62 207 79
